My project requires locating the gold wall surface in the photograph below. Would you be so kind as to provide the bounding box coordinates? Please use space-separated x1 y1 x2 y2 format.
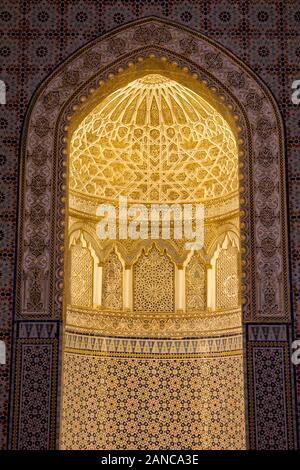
60 350 245 450
61 65 244 450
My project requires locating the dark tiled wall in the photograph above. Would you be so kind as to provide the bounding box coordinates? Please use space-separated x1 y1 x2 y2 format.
0 0 299 449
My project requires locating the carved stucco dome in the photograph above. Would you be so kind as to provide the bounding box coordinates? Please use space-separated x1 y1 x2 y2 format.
69 74 238 204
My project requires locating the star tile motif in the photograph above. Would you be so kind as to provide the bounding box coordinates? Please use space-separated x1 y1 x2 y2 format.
70 74 238 204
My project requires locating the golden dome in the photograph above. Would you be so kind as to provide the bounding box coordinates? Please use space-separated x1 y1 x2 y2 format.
69 74 238 203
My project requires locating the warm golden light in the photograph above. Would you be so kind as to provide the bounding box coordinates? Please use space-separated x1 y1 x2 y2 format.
70 74 238 204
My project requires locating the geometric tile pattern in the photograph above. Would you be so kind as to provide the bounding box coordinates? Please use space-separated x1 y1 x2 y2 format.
1 2 298 450
60 352 246 449
70 74 238 202
64 331 243 355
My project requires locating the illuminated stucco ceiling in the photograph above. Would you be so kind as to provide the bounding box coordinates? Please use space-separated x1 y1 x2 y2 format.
69 74 238 204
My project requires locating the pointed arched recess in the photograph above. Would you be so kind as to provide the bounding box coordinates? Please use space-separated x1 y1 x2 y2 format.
10 17 296 449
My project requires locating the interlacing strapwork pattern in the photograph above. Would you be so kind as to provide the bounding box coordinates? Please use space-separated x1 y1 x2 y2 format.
102 251 123 310
60 353 246 450
216 246 239 309
133 246 174 312
186 254 206 312
70 74 238 203
70 244 93 307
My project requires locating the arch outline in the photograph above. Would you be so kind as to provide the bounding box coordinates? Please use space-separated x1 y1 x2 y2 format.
10 17 296 450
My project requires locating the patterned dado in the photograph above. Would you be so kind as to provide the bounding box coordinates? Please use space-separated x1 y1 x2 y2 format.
63 59 243 449
9 17 296 449
70 73 239 202
60 349 245 450
15 19 290 322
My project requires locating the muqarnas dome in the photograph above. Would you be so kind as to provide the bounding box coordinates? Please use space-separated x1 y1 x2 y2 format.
70 74 238 204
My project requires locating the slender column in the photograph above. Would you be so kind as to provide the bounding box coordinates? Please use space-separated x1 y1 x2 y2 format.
124 266 132 311
175 266 185 312
93 262 102 307
207 264 214 310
